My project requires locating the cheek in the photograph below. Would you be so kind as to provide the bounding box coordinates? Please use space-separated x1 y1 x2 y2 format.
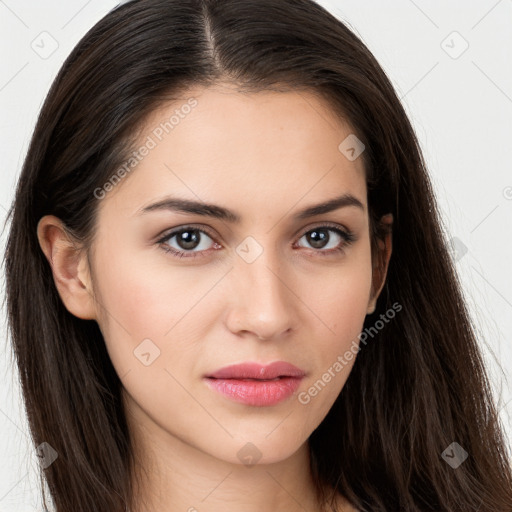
304 247 373 339
93 235 220 330
297 246 373 390
90 239 229 373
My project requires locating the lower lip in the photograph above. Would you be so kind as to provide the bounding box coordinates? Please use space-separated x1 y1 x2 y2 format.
204 377 303 406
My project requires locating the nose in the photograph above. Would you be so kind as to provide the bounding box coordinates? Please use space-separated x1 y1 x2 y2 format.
224 249 298 341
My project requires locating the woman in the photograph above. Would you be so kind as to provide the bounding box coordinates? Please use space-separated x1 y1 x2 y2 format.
4 0 512 511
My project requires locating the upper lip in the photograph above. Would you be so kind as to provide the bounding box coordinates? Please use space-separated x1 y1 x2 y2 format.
205 361 306 380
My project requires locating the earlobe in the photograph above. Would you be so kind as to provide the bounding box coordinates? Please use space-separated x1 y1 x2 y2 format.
36 215 97 320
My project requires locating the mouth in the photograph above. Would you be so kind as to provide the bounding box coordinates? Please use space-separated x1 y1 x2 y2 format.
205 361 306 380
207 376 284 381
203 375 304 406
203 361 306 406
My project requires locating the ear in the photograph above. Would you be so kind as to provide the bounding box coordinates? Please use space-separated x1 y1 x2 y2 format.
36 215 97 320
367 213 393 315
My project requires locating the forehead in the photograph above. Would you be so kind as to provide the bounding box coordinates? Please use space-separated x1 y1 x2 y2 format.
98 85 367 218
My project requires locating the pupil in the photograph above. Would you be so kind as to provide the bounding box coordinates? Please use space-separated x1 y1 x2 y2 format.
178 230 200 250
308 229 329 249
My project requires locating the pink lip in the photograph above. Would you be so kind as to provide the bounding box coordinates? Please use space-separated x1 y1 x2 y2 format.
204 361 306 406
205 361 306 380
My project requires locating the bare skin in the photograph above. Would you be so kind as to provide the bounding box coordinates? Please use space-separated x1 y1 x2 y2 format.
37 84 391 512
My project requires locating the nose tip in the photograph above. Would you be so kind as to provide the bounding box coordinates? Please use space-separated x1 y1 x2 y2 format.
225 257 297 341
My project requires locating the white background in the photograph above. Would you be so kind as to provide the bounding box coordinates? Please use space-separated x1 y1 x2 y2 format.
1 1 511 510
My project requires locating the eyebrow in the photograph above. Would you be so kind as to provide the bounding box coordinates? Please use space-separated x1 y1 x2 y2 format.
138 193 365 222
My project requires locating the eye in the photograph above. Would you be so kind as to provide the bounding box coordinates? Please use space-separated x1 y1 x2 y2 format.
157 227 220 259
295 224 356 255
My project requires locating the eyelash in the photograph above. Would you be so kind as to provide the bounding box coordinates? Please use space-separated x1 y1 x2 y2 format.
156 223 356 260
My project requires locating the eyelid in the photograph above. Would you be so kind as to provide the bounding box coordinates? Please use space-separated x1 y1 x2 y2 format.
155 223 218 242
294 220 352 239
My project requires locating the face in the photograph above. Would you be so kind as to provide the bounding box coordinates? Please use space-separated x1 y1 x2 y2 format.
54 85 390 466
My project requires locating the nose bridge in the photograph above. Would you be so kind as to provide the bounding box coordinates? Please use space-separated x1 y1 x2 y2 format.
228 237 295 338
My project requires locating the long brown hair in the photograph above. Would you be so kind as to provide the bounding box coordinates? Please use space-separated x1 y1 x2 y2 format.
3 1 512 511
